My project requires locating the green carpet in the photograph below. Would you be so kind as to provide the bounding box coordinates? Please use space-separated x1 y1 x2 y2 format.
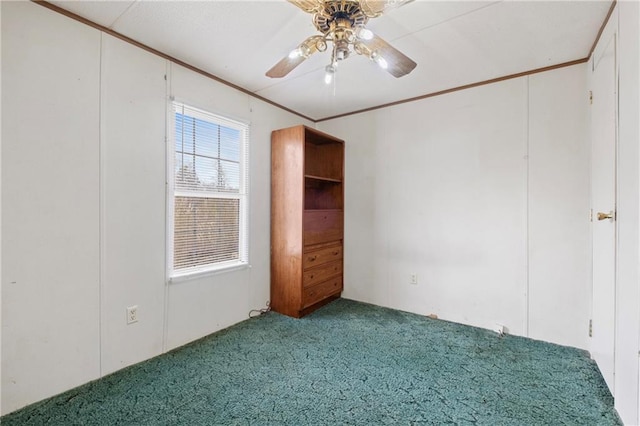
2 299 620 425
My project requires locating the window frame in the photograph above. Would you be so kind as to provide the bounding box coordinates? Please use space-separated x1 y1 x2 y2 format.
167 100 249 281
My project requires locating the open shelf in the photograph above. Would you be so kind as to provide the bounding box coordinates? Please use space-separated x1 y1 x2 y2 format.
304 178 342 210
304 137 343 182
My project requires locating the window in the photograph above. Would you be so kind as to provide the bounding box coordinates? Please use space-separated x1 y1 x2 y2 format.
169 102 249 278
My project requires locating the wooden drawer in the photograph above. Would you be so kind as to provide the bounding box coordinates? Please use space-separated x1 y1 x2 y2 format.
302 277 343 308
303 260 342 288
303 244 343 270
304 210 343 246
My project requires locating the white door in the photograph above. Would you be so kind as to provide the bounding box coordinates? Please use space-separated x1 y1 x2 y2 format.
590 31 617 395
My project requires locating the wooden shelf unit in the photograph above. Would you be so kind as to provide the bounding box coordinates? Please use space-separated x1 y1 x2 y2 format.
271 125 345 318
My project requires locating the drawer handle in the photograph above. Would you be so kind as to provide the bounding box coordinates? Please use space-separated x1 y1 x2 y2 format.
332 251 339 255
310 274 314 279
309 255 317 262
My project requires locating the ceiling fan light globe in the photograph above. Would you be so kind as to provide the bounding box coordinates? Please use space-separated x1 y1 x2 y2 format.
324 64 336 84
302 45 313 57
356 27 374 40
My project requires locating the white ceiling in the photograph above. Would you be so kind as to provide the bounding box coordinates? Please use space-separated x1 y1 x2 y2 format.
50 0 612 121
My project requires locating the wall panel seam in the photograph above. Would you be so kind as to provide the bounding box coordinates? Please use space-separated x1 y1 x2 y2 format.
525 75 531 338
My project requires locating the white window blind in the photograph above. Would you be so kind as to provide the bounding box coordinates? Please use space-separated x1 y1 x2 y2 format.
170 102 249 278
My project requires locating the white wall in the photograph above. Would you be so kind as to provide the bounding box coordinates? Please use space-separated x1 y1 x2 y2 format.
528 66 590 348
100 34 168 375
332 78 530 334
1 1 311 414
612 1 640 424
318 64 591 349
1 2 102 412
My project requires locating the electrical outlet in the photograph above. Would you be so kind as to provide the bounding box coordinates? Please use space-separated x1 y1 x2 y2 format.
126 305 138 324
410 273 418 285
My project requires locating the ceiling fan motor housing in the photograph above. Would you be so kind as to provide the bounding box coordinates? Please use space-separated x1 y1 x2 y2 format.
313 1 369 35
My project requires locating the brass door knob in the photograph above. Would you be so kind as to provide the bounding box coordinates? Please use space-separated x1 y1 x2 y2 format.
597 211 615 221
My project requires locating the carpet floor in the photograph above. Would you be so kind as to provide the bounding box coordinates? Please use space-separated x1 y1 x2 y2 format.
2 299 621 425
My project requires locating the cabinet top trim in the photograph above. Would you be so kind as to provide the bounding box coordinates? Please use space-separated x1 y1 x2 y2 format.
272 125 344 145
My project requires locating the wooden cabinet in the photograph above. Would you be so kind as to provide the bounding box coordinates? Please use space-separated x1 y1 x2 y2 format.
271 125 344 318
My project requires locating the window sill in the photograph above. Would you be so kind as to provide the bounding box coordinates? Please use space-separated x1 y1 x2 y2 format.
169 261 250 284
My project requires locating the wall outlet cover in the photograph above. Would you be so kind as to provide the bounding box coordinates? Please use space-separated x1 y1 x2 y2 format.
126 305 138 324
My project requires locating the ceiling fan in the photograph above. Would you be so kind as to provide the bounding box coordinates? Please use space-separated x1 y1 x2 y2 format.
266 0 417 83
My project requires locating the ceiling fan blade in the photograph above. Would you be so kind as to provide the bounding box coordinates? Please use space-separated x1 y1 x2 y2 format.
359 0 415 18
266 54 309 79
287 0 324 14
361 34 417 78
266 36 324 78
